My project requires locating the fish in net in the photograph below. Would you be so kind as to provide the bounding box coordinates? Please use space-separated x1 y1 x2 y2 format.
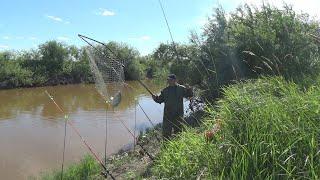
80 35 125 107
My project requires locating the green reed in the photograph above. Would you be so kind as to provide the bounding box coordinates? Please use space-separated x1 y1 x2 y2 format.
153 77 320 179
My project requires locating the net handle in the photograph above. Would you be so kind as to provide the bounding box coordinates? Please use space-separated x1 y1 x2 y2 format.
78 34 125 67
138 80 155 96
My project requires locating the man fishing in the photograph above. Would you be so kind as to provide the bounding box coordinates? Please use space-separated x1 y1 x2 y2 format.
152 74 193 139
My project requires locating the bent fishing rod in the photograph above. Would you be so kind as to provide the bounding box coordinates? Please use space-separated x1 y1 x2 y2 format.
45 91 115 180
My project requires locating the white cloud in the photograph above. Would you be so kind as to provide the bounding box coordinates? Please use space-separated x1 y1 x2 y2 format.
2 36 37 40
46 15 63 22
57 36 70 41
140 36 151 41
129 35 151 41
96 8 116 16
29 37 38 40
45 15 71 24
2 36 10 40
0 45 9 50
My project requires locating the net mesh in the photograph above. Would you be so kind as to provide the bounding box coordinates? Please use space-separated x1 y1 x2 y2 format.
85 43 125 107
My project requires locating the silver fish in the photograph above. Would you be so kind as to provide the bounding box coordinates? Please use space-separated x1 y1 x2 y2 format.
111 91 121 107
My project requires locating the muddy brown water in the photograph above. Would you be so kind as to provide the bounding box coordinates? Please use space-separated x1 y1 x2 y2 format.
0 81 171 180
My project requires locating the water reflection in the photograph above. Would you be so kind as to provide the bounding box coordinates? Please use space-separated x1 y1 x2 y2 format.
0 80 162 120
0 80 165 180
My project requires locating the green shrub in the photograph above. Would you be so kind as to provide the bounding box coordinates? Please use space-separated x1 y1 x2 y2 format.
0 60 33 88
152 128 222 179
190 3 320 99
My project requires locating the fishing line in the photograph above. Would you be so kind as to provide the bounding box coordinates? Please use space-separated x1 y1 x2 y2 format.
134 98 137 150
158 0 175 46
61 114 67 180
137 102 161 143
156 0 209 130
117 117 154 160
157 1 213 86
44 90 67 180
104 108 108 171
45 91 115 180
91 84 156 160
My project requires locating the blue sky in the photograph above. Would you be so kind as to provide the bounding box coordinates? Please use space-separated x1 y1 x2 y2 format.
0 0 319 55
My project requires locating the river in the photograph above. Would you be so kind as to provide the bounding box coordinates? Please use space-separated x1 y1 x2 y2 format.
0 81 166 179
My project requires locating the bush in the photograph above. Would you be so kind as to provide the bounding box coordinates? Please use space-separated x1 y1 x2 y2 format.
125 58 145 80
190 3 320 99
0 60 33 88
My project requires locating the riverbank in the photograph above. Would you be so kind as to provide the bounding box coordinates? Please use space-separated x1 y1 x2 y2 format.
39 125 163 180
39 76 320 179
38 108 205 180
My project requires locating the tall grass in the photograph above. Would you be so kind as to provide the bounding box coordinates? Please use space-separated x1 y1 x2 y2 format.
152 77 320 179
40 155 102 180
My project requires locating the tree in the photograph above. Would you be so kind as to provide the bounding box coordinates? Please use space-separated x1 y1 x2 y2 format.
39 41 68 79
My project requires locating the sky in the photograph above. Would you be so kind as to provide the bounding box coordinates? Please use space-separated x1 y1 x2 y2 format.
0 0 319 55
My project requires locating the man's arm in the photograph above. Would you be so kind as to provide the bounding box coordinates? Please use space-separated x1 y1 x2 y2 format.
183 85 193 98
152 90 165 104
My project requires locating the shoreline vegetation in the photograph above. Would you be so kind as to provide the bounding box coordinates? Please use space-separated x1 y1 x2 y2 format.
0 41 167 90
4 1 320 179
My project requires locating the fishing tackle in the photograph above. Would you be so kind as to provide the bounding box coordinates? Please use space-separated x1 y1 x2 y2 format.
45 91 116 180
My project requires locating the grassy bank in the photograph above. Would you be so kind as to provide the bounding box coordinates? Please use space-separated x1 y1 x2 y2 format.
38 126 162 180
153 77 320 179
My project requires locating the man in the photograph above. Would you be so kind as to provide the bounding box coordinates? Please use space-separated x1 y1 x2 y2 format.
152 74 193 139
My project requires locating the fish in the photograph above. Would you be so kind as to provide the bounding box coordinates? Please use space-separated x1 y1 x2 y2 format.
111 91 121 107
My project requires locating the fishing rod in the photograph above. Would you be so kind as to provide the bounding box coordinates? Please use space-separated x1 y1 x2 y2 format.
123 83 186 138
93 89 157 159
137 80 155 96
116 116 155 160
45 90 68 180
157 0 211 80
136 102 162 143
45 91 115 180
155 1 215 136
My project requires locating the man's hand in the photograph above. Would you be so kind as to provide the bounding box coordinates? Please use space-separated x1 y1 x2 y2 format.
152 95 157 101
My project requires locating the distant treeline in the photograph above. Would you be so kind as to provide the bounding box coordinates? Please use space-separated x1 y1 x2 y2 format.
1 3 320 98
0 41 168 89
